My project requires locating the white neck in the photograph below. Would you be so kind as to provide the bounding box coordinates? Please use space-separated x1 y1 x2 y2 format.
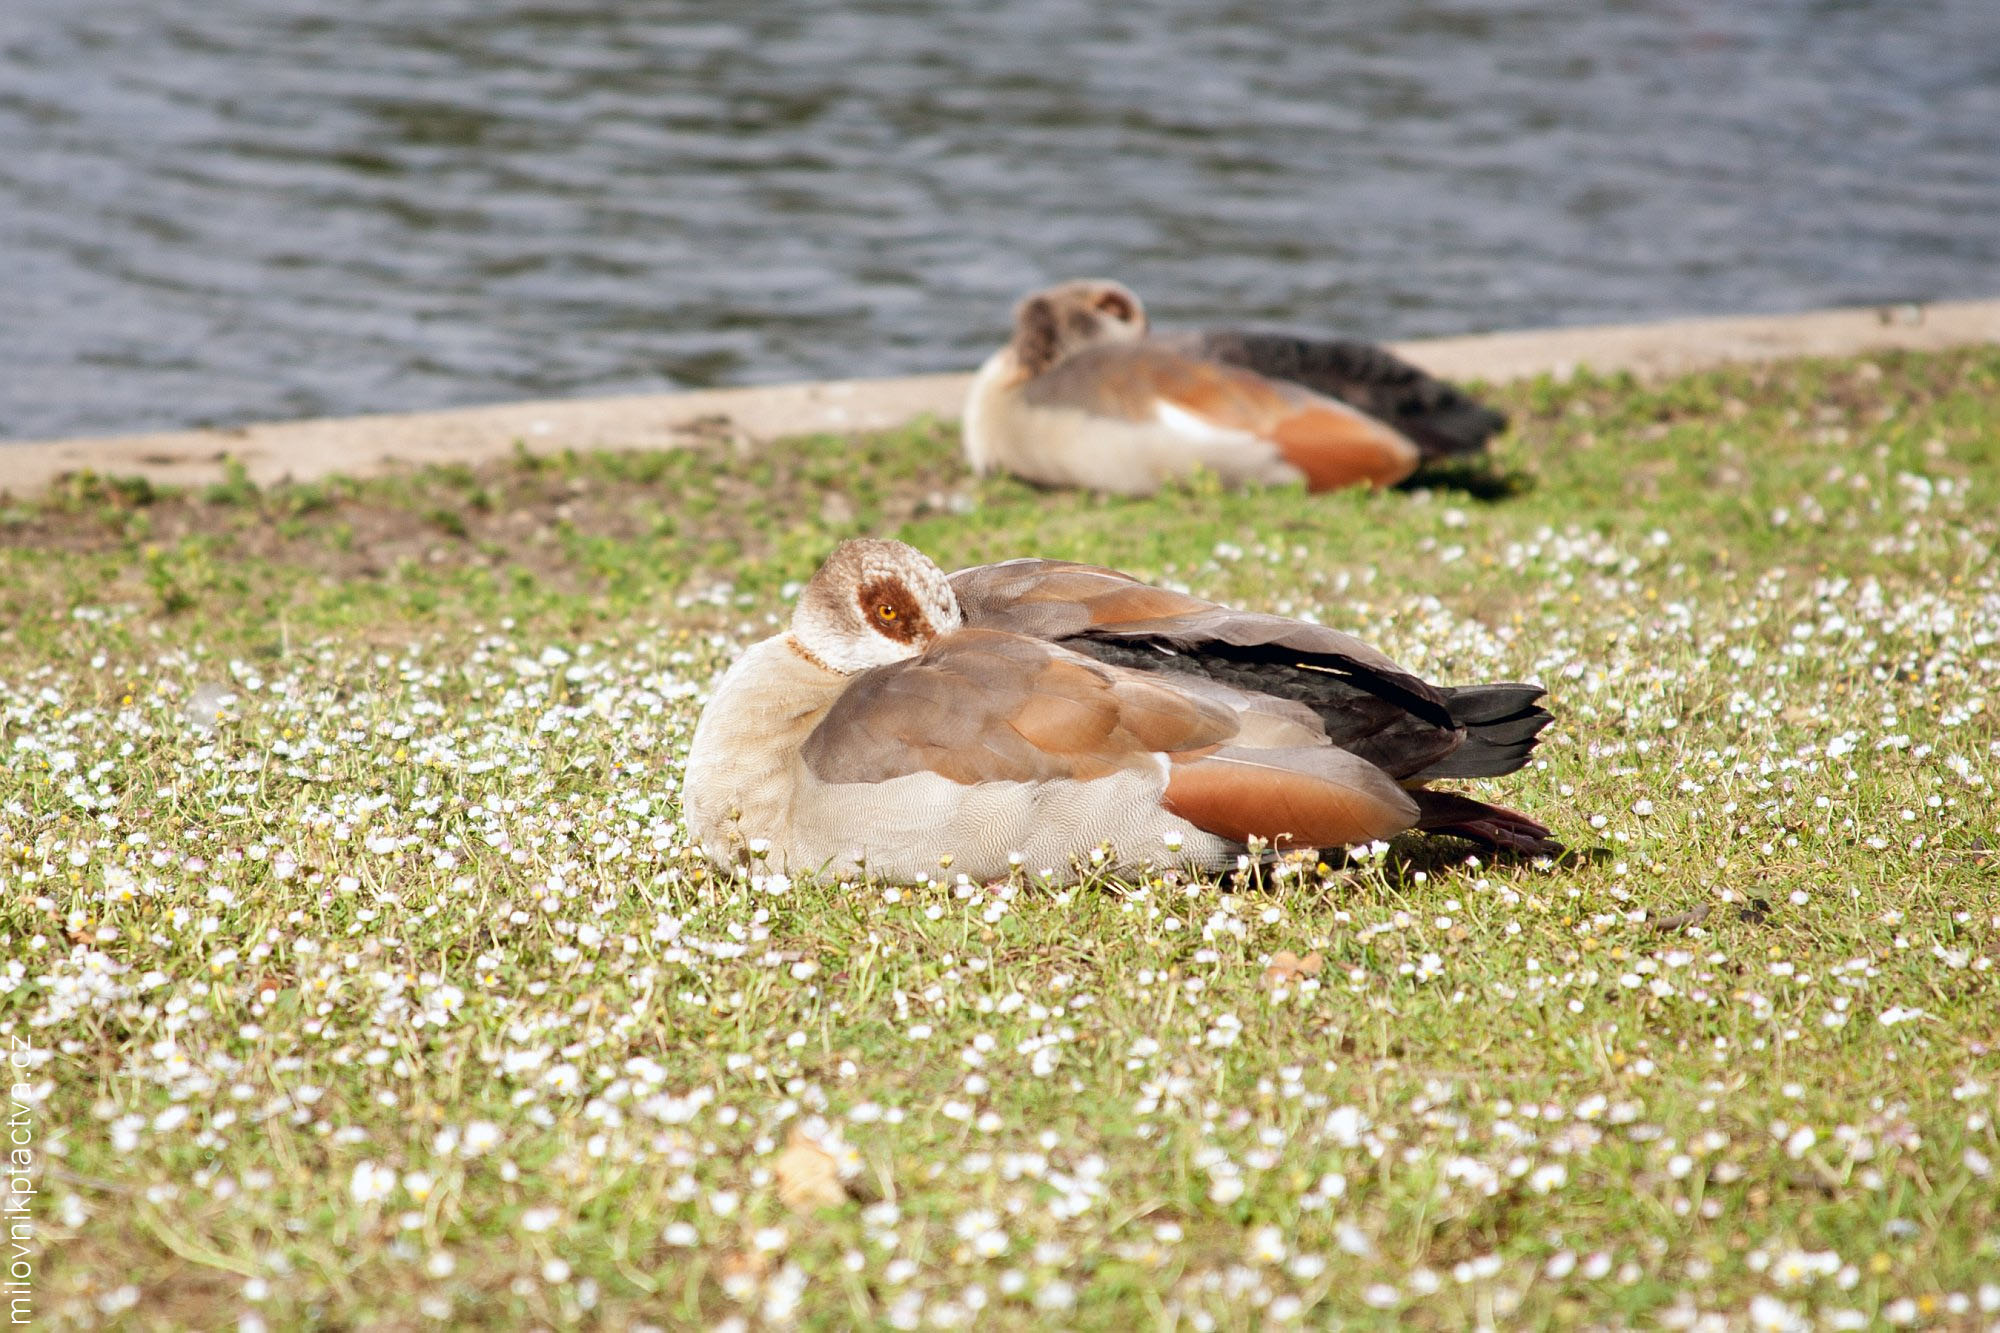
784 623 910 675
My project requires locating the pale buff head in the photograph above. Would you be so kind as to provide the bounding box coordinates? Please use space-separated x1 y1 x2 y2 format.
791 539 963 673
1009 278 1148 375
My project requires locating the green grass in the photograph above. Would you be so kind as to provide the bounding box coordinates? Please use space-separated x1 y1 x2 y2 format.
2 349 1997 1330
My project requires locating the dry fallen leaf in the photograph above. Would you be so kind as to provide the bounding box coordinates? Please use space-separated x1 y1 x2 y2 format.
1262 950 1324 989
1649 904 1712 931
775 1126 849 1212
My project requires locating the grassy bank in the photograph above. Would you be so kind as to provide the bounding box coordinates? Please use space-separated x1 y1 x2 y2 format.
3 349 1997 1330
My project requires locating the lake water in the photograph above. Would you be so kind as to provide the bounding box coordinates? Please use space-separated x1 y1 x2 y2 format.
3 0 1997 441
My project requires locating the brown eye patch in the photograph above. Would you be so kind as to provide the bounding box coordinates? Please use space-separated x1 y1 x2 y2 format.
857 577 926 644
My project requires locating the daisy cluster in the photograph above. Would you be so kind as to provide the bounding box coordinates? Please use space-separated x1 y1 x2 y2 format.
3 363 1997 1327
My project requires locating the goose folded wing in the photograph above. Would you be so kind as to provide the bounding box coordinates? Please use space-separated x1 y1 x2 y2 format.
1021 344 1421 489
798 629 1238 786
799 629 1427 852
950 558 1450 729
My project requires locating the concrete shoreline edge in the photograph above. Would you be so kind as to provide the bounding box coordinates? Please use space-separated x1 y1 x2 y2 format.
6 297 1998 499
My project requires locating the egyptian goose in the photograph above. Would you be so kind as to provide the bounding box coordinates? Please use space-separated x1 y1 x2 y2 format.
684 539 1557 882
962 279 1506 496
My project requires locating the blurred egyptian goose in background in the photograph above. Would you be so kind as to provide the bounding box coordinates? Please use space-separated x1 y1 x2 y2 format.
962 279 1506 496
684 539 1557 882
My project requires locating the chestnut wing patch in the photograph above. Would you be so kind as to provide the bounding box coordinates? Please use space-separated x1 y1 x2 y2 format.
800 629 1237 786
1163 746 1419 849
1265 403 1422 489
1188 329 1507 463
1137 355 1420 489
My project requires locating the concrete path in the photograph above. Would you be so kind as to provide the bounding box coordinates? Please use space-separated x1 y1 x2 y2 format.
5 297 1996 498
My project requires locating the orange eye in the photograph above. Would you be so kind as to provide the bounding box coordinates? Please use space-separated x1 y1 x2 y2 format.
876 604 898 621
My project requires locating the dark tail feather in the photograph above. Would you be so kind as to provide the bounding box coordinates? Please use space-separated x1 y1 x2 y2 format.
1443 682 1546 726
1406 683 1553 780
1412 789 1562 857
1406 401 1510 462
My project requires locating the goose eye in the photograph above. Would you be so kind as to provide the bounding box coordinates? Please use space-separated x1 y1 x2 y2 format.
876 604 898 621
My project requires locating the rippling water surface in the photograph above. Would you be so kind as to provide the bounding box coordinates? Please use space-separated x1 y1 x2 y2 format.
3 0 1997 440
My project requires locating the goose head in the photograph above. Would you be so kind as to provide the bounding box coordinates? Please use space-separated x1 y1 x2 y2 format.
1009 278 1148 375
791 539 963 673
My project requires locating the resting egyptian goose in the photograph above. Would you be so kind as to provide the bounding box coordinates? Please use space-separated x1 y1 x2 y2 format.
962 279 1506 496
684 539 1557 882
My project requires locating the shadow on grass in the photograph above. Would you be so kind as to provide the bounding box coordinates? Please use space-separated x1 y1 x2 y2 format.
1215 838 1608 894
1398 458 1538 502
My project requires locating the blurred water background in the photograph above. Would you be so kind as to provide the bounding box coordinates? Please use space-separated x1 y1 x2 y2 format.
3 0 1997 440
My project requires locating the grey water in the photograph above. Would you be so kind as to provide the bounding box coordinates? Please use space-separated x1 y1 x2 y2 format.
2 0 1997 442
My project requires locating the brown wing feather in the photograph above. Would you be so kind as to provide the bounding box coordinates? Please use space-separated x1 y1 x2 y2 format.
1104 674 1243 752
1130 352 1297 424
1163 746 1419 849
1267 403 1423 489
1044 578 1210 626
1007 660 1122 753
800 629 1238 787
951 559 1211 638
